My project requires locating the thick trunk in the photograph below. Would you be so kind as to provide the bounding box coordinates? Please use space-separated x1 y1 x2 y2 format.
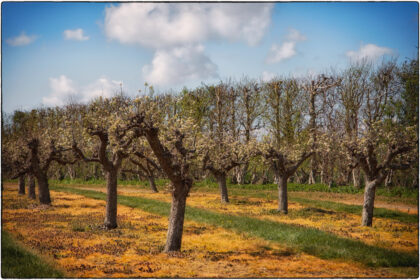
164 189 187 252
18 175 25 195
37 172 51 205
216 173 229 203
148 176 158 193
361 179 378 226
28 174 36 200
104 170 118 229
277 175 288 214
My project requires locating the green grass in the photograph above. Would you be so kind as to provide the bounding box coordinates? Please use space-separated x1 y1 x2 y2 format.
47 179 418 223
195 184 418 224
47 178 419 199
50 178 170 187
51 185 418 268
290 196 418 224
1 230 64 278
196 181 419 199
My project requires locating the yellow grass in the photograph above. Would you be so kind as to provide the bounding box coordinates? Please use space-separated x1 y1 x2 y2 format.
1 183 416 278
104 186 418 254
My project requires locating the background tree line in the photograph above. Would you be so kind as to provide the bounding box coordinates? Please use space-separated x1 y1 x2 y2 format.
2 57 418 251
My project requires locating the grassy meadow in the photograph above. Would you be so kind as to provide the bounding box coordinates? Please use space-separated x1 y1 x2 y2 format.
1 181 418 278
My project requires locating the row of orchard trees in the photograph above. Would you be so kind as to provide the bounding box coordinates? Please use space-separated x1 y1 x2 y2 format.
2 58 418 251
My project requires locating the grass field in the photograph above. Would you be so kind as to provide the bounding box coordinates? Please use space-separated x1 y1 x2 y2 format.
2 182 418 278
1 230 64 278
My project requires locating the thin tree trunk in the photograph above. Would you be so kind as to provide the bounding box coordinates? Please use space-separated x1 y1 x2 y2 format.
37 172 51 205
385 169 393 189
67 165 75 180
277 175 288 214
18 175 25 195
28 174 36 200
353 168 361 189
164 189 187 252
361 179 378 226
104 169 118 229
216 173 229 203
236 163 248 185
148 176 158 193
308 162 316 185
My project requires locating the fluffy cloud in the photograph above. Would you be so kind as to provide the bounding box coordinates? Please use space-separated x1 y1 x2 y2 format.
43 75 77 106
346 43 393 62
266 28 306 64
261 71 276 82
142 45 218 86
81 78 121 102
43 76 121 106
104 3 273 87
63 28 89 41
104 3 273 48
6 32 37 46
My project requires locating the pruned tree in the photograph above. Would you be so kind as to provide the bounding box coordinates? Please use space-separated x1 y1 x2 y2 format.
3 108 76 204
198 83 257 203
337 62 370 188
303 74 339 184
69 95 140 229
235 78 263 184
343 61 418 226
130 95 198 252
262 78 312 213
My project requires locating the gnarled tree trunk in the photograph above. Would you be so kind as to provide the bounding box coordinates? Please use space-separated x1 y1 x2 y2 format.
28 174 36 199
18 175 25 195
361 179 378 226
104 169 118 229
164 187 188 252
277 175 288 214
37 172 51 205
216 172 229 203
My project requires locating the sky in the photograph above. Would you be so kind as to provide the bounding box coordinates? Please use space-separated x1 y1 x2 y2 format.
2 2 418 114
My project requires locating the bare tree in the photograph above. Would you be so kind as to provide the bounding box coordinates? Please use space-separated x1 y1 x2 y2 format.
262 78 312 213
303 74 339 184
344 61 417 226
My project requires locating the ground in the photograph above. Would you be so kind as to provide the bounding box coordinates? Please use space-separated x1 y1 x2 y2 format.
2 182 418 278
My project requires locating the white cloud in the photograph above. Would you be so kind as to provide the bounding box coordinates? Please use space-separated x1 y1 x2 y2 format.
104 3 273 48
104 3 273 87
266 42 297 64
346 43 393 62
81 78 121 102
261 71 276 82
63 28 89 41
287 28 306 42
43 75 77 106
142 45 218 86
266 28 306 64
6 32 37 46
43 76 121 106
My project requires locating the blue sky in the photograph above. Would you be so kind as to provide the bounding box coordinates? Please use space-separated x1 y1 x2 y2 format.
2 2 418 113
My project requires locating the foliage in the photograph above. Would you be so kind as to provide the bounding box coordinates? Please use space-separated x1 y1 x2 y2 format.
1 230 64 278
